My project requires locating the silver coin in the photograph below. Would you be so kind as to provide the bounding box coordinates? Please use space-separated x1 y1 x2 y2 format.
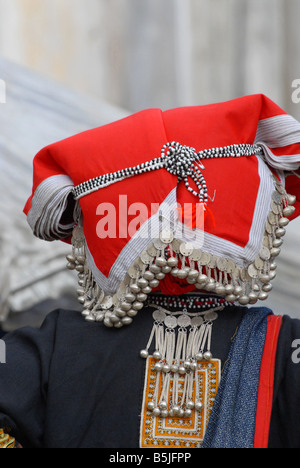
172 239 182 253
147 243 158 257
204 311 218 321
248 264 258 278
153 309 166 322
272 191 282 204
254 257 264 270
180 242 194 257
265 221 273 235
260 246 271 261
128 265 139 279
177 315 192 328
153 238 166 250
226 260 236 274
271 201 280 215
191 316 204 327
208 255 218 269
275 183 285 195
268 212 277 226
239 268 248 282
217 257 227 271
160 229 174 244
200 252 211 265
140 250 151 265
189 249 202 261
101 295 113 310
164 315 178 329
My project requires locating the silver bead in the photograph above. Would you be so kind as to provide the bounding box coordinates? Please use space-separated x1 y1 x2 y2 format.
197 274 208 285
275 227 286 238
283 205 295 217
147 401 155 411
225 284 235 295
161 409 169 419
137 278 148 289
205 279 216 292
142 286 152 294
125 292 136 303
195 401 204 412
104 317 114 327
279 217 290 227
272 238 283 248
225 294 237 303
115 308 126 318
167 257 178 268
186 400 195 410
287 194 296 206
262 283 273 293
130 283 141 294
177 269 189 279
238 295 249 305
162 265 172 274
121 316 133 326
215 283 226 296
127 309 138 318
140 349 149 359
132 301 143 311
234 285 243 296
159 400 168 410
153 407 161 417
153 350 162 361
149 279 160 288
155 257 167 267
188 269 199 280
259 273 271 284
184 409 193 418
204 351 212 361
149 264 161 274
120 301 131 312
137 293 148 302
170 268 179 277
258 291 268 301
144 270 155 281
162 364 171 373
196 352 203 362
154 362 163 372
155 273 165 281
270 247 281 257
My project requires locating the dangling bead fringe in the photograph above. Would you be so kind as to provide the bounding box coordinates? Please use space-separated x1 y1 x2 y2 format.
140 305 221 418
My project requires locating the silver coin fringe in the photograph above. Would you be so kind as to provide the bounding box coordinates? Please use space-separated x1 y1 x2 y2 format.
67 175 296 328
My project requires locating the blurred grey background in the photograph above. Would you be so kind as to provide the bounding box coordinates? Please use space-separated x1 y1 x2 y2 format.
0 0 299 330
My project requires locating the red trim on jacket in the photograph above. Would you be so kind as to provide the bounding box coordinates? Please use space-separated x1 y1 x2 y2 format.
254 315 282 448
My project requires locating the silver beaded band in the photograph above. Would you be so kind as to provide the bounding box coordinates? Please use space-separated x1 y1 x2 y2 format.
73 142 263 201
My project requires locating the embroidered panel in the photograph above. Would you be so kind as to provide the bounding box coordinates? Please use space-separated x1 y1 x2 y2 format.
0 428 15 448
140 357 220 448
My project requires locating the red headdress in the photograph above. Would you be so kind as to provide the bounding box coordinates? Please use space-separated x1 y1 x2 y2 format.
24 94 300 327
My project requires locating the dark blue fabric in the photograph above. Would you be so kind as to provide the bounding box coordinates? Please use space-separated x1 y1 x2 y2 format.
203 307 272 448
